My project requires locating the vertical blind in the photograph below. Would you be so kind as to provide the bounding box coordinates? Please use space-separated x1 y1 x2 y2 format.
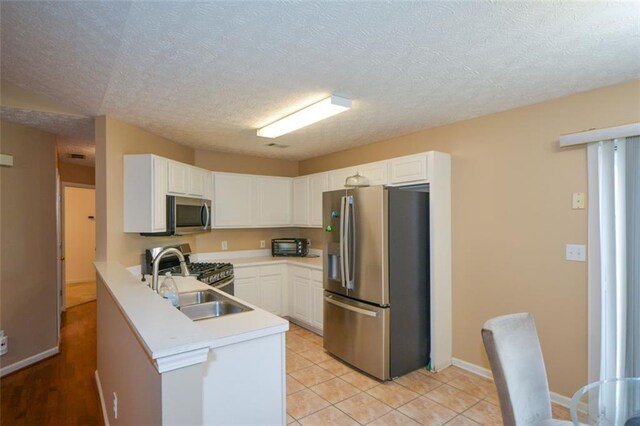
588 135 639 380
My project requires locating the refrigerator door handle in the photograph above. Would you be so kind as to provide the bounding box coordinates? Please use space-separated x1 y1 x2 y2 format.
346 195 355 290
324 295 378 318
339 195 347 288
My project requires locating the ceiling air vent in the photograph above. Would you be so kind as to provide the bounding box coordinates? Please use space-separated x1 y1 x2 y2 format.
70 153 86 159
265 143 290 149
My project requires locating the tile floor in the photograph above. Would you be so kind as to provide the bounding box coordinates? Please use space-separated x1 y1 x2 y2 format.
286 322 571 425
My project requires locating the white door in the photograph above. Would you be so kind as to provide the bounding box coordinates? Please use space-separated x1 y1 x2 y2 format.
235 275 260 306
63 186 96 308
167 161 189 194
260 274 283 315
292 276 310 323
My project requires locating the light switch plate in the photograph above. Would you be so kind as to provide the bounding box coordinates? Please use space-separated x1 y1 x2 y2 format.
572 192 586 209
221 241 228 251
566 244 586 262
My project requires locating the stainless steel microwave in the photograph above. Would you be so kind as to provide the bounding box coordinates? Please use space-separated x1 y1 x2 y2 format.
272 238 309 257
141 196 211 236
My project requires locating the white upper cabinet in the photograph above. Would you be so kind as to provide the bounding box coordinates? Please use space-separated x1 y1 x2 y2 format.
389 153 429 185
308 173 328 227
213 173 292 227
292 176 309 226
167 160 212 199
255 176 292 226
124 154 168 233
328 167 357 191
358 161 388 186
292 173 328 228
213 173 254 227
167 161 188 195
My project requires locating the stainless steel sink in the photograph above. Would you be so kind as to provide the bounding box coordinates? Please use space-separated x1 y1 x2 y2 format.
178 290 252 321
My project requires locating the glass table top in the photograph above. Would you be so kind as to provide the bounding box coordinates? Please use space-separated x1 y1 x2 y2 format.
571 378 640 426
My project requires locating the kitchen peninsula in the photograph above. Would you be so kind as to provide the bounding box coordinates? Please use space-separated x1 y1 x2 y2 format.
95 261 288 425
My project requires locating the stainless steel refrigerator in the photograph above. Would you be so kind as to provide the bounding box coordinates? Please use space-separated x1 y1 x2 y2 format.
322 185 430 380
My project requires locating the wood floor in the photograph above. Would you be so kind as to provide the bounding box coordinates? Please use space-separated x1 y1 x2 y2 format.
65 281 97 308
0 302 102 426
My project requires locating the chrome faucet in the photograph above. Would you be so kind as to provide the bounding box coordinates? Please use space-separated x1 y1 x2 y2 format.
152 247 190 292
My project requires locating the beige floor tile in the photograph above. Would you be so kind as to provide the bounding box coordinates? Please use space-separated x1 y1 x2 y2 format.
445 415 481 425
335 392 393 424
290 365 336 387
463 401 503 426
287 352 314 374
483 389 500 406
287 414 296 424
318 358 353 376
397 396 458 425
367 381 420 408
287 375 307 395
420 366 466 383
287 335 321 353
301 333 324 346
287 389 331 419
551 403 571 421
299 406 359 426
447 375 491 399
341 370 381 391
298 347 334 364
424 384 481 413
310 377 360 404
395 370 444 394
367 410 421 425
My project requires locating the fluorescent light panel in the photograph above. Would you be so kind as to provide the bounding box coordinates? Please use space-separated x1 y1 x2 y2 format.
257 95 352 138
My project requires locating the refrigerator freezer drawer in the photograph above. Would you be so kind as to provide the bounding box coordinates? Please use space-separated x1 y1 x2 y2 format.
323 292 390 380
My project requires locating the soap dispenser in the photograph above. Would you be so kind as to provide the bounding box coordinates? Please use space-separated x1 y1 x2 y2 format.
159 272 180 307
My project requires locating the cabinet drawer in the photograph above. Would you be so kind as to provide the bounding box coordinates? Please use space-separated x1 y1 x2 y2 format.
234 267 258 279
260 264 282 277
291 266 310 279
310 270 323 283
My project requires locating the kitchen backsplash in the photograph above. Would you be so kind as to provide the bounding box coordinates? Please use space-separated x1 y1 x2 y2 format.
195 227 323 252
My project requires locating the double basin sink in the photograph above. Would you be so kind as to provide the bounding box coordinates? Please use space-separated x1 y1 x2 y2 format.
178 289 252 321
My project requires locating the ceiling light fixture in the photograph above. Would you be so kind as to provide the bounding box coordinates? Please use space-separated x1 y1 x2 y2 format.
257 95 352 138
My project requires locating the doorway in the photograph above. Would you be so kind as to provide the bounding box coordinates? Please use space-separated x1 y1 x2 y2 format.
62 185 96 308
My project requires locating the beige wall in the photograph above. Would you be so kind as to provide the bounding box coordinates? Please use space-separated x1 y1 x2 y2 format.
195 228 302 253
95 116 197 266
299 79 640 397
59 162 95 186
64 186 96 283
0 120 58 368
195 149 298 177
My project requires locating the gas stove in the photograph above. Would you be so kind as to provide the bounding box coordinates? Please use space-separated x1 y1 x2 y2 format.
142 244 235 294
166 262 233 286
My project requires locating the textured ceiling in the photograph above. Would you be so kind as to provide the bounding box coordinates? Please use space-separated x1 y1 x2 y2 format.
0 107 95 166
1 1 639 160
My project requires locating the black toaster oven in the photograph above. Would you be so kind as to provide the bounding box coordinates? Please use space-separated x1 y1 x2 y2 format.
271 238 309 257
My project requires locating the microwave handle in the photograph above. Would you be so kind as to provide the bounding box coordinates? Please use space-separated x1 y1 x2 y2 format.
201 202 210 230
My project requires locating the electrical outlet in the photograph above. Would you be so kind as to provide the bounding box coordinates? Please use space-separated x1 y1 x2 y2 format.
566 244 586 262
112 392 118 419
0 330 7 355
221 241 228 251
572 192 586 209
260 240 265 248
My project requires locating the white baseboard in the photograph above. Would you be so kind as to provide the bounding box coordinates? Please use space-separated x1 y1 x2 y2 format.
451 357 571 408
95 370 110 426
0 346 59 377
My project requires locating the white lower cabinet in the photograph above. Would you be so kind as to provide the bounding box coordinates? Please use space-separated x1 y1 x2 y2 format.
289 265 323 331
310 270 324 330
234 265 285 315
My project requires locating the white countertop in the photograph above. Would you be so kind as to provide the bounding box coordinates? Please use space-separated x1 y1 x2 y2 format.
95 261 288 373
194 249 323 270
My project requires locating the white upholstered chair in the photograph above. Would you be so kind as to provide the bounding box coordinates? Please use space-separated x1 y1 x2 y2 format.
482 313 572 426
